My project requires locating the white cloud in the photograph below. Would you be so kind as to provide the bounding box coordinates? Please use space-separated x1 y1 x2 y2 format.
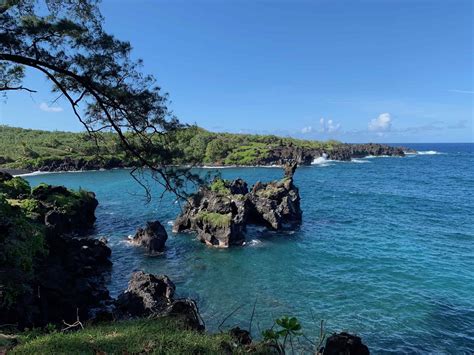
449 89 474 94
319 117 341 133
327 119 341 133
368 113 392 132
39 102 63 113
301 126 313 134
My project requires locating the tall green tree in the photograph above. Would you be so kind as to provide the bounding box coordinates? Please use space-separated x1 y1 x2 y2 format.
0 0 200 198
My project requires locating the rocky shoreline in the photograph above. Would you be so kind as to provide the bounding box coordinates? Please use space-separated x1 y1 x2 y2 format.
1 143 413 174
0 171 370 354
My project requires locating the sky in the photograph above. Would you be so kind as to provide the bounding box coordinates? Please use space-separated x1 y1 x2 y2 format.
1 0 473 143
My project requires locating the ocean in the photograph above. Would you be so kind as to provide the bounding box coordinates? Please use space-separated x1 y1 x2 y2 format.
24 143 474 353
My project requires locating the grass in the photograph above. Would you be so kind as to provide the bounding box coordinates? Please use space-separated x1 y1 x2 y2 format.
196 211 232 228
7 318 234 354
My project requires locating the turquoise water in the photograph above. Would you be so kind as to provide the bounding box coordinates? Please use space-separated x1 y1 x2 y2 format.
24 144 474 353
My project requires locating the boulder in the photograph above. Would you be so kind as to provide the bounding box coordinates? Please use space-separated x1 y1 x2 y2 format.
132 221 168 253
115 271 175 317
230 327 252 345
229 178 249 195
320 332 370 355
115 271 204 330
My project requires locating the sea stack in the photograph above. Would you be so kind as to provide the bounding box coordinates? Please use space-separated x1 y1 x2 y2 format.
173 162 302 247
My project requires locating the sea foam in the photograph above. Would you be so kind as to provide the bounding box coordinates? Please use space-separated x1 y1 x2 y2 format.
417 150 442 155
311 153 336 166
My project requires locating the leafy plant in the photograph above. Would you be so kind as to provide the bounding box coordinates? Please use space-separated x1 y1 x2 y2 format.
262 316 303 354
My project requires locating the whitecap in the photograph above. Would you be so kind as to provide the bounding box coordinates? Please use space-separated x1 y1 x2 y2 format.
363 155 391 159
311 153 336 166
417 150 442 155
245 239 262 247
167 220 174 226
351 159 370 164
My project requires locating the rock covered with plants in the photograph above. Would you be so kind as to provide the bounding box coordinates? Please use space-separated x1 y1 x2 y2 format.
0 173 110 328
173 163 302 247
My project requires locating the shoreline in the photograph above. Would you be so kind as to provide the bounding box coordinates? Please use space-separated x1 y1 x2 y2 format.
3 151 433 177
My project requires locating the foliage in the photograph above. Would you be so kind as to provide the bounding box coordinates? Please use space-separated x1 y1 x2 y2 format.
0 176 94 309
10 318 234 354
0 125 342 169
209 178 231 195
0 0 203 198
196 211 232 228
204 137 233 163
18 198 41 219
0 176 31 198
262 316 303 354
0 194 46 308
224 142 270 165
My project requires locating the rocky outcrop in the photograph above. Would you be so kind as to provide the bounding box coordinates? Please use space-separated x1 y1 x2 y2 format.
131 221 168 253
0 230 112 328
247 162 301 230
173 163 302 247
34 235 112 325
173 189 249 247
115 271 204 330
31 183 98 235
0 177 110 328
319 332 370 355
257 143 409 166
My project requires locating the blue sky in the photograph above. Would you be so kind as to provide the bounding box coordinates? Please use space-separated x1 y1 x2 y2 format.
1 0 472 142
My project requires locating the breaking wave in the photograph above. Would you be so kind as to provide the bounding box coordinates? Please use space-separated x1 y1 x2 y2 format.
417 150 442 155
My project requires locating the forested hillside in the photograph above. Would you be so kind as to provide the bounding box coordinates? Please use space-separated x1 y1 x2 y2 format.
0 125 343 169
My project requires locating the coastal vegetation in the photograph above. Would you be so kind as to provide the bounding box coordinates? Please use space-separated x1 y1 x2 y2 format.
0 173 98 315
0 192 45 308
0 125 344 170
3 318 235 354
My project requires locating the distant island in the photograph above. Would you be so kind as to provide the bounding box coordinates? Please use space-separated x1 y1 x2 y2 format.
0 125 412 173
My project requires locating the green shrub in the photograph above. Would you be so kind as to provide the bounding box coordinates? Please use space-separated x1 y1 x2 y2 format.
209 178 231 195
19 199 42 218
0 177 31 198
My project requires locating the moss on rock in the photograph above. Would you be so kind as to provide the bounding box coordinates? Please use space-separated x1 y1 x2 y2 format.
196 211 232 228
